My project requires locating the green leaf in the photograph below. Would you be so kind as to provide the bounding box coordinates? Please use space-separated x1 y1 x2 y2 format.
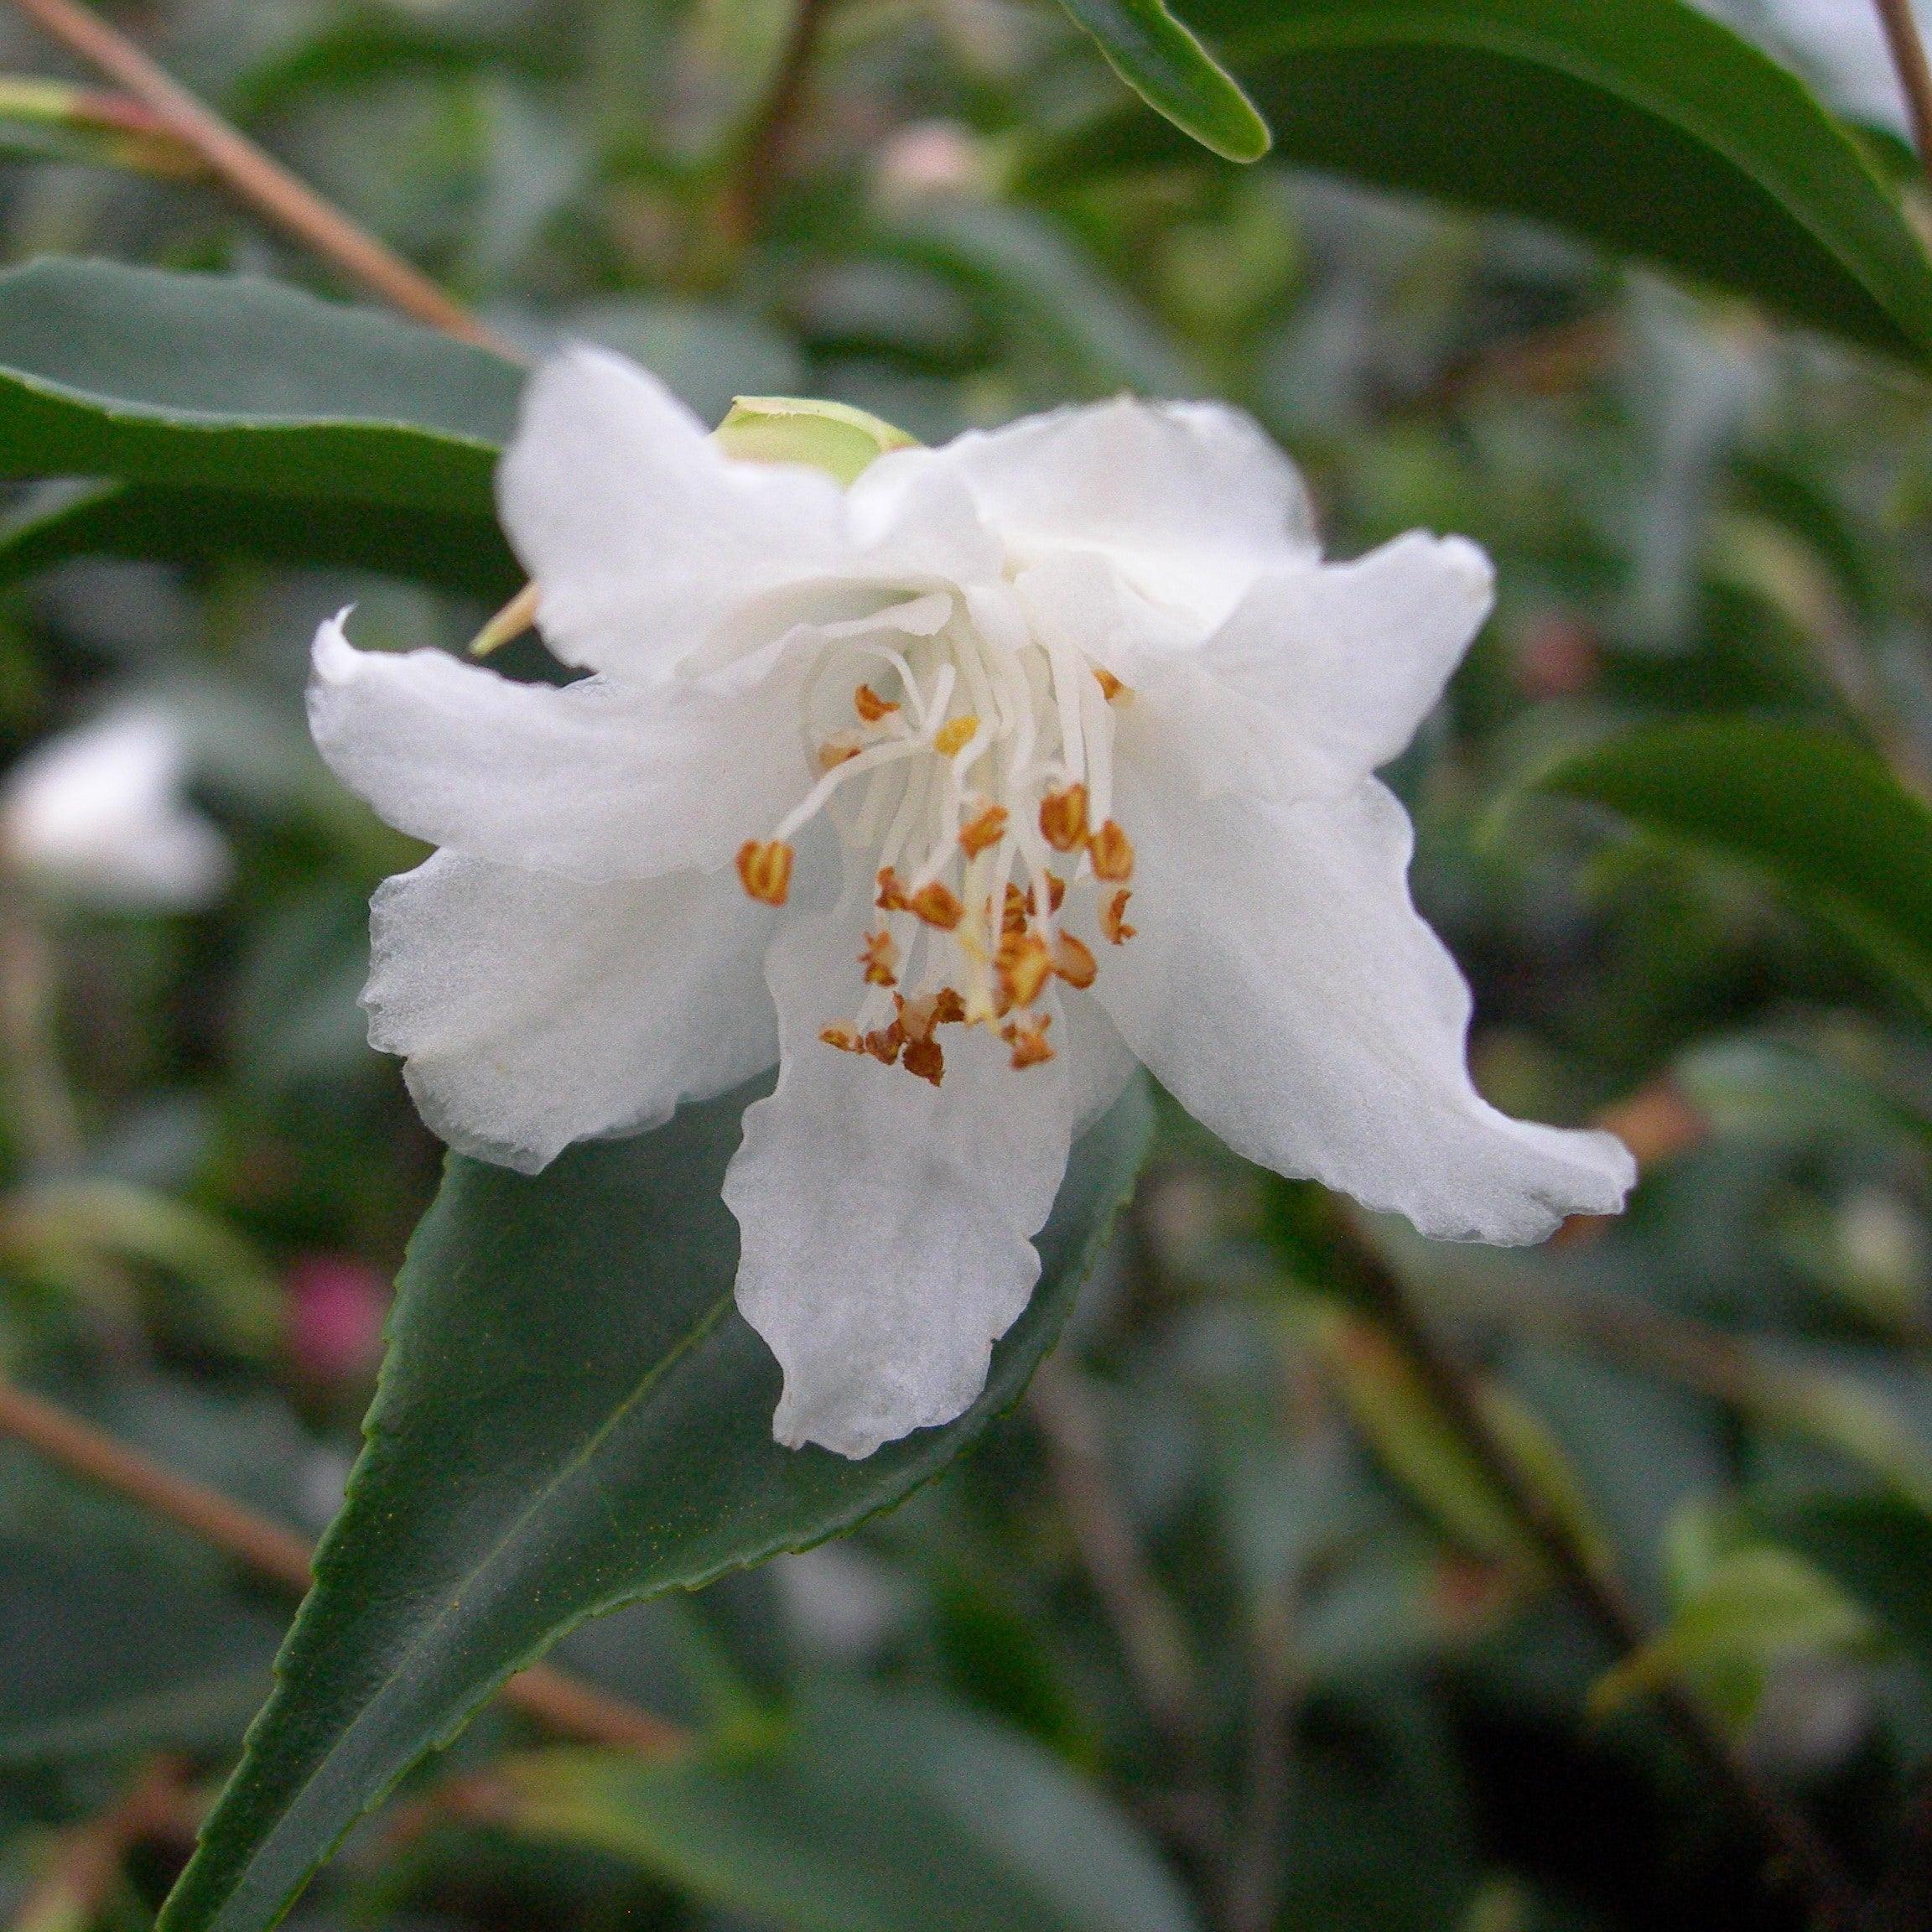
1758 1493 1932 1677
1036 0 1932 367
494 1675 1199 1932
1054 0 1269 164
0 257 518 515
158 1074 1152 1932
1530 718 1932 1017
714 396 918 485
0 480 520 601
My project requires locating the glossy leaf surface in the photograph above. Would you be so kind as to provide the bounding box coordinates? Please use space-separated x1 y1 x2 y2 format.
0 258 519 512
499 1675 1200 1932
1041 0 1932 366
1054 0 1269 164
1533 719 1932 1012
158 1075 1152 1932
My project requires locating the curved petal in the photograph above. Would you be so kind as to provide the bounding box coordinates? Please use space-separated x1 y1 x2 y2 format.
724 876 1083 1457
366 851 779 1172
1093 751 1633 1244
497 348 849 681
1202 532 1494 789
309 617 813 880
932 396 1318 632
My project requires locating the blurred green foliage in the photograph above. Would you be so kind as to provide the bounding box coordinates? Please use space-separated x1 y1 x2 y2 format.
3 0 1932 1928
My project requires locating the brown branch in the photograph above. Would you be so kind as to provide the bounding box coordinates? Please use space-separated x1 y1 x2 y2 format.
0 875 82 1176
1874 0 1932 185
1028 1358 1202 1752
1334 1214 1867 1932
717 0 836 253
8 0 514 355
1224 1584 1302 1932
0 1377 688 1756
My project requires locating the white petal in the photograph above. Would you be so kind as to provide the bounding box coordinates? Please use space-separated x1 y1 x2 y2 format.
366 851 779 1172
1093 752 1633 1244
497 348 849 681
932 396 1318 631
1202 532 1494 789
724 879 1081 1458
309 616 813 880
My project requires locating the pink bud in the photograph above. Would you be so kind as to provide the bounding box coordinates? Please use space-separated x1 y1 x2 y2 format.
285 1254 391 1384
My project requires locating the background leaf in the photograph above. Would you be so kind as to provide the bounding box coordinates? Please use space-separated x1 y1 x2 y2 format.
1530 718 1932 1015
495 1675 1200 1932
1036 0 1932 366
0 258 517 512
1052 0 1269 164
158 1074 1152 1932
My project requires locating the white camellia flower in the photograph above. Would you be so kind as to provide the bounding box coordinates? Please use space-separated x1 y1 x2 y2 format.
3 702 231 911
309 351 1634 1458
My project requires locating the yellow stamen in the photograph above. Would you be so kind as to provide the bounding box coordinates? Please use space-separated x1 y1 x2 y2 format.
1088 819 1135 882
909 880 965 930
958 802 1008 858
736 840 793 905
860 930 900 986
996 930 1052 1008
933 714 979 756
1039 784 1088 853
1052 932 1097 989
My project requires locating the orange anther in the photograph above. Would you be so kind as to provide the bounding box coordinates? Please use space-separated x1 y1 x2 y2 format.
901 1036 944 1087
1093 666 1126 703
1088 819 1134 881
1002 1015 1054 1069
1039 784 1088 853
909 880 964 930
996 930 1053 1008
736 840 793 905
1100 889 1135 946
1052 932 1097 989
818 735 862 772
933 714 979 757
860 930 900 986
820 1024 864 1053
854 683 898 723
1046 873 1067 912
875 866 911 912
932 987 967 1026
863 1026 902 1065
958 802 1008 858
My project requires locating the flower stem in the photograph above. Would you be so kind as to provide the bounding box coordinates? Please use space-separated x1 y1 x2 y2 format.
1873 0 1932 186
718 0 837 254
0 1375 688 1755
1333 1210 1866 1932
8 0 515 355
0 875 81 1176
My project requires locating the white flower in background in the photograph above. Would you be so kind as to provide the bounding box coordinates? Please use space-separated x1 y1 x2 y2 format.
3 702 231 911
309 351 1634 1458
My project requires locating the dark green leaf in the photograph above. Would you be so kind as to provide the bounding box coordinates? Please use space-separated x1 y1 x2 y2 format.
1530 718 1932 1015
496 1675 1199 1932
1036 0 1932 366
0 479 520 601
1758 1493 1932 1675
1054 0 1269 164
0 258 517 512
158 1074 1152 1932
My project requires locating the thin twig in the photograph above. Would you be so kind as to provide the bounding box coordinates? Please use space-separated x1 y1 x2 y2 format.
1224 1582 1301 1932
1333 1213 1866 1932
0 1377 689 1756
7 1753 192 1932
1874 0 1932 185
719 0 836 252
1027 1358 1202 1752
0 875 82 1175
8 0 513 354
